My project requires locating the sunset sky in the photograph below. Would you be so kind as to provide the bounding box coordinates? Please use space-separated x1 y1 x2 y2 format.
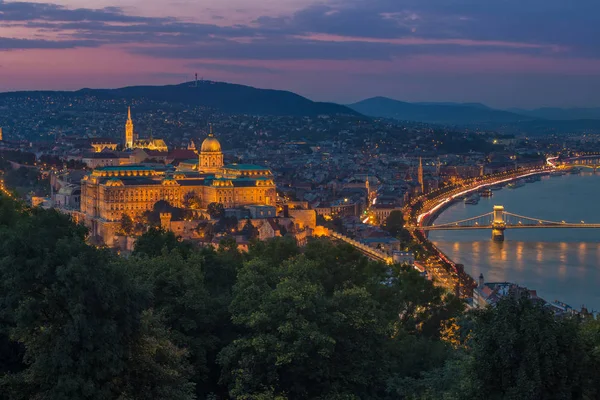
1 0 599 108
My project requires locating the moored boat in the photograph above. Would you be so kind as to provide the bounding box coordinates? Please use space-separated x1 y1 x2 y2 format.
479 188 493 197
464 194 480 204
507 180 525 189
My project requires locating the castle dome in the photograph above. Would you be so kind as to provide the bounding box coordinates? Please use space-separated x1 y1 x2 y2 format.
201 135 221 153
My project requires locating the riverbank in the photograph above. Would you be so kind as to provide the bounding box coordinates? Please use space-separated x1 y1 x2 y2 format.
417 169 550 226
429 172 600 312
405 167 553 300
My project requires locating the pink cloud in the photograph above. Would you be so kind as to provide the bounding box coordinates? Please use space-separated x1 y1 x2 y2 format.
297 33 566 52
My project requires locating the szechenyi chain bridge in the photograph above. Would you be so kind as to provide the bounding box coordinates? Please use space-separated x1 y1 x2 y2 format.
412 205 600 241
321 153 600 297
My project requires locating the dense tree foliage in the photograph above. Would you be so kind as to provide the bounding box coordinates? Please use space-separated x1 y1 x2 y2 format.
384 210 405 236
0 197 193 400
117 213 134 235
183 191 203 209
207 202 225 219
0 195 599 400
3 167 49 197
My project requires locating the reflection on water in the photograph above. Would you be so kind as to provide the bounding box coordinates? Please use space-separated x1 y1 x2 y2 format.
431 173 600 311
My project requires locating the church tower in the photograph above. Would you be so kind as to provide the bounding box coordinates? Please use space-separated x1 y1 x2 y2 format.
199 124 224 174
125 107 134 149
418 157 424 194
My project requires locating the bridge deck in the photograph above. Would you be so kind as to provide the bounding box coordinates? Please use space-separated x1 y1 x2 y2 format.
418 224 600 231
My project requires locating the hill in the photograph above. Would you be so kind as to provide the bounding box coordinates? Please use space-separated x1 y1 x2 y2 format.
1 81 360 117
508 107 600 120
349 97 531 124
510 118 600 135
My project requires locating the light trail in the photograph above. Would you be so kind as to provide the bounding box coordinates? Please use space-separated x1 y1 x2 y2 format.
546 156 559 167
417 169 550 225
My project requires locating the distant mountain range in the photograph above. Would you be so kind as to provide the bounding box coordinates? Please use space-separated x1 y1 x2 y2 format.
348 97 531 124
507 107 600 120
0 81 359 117
347 97 600 134
3 82 600 134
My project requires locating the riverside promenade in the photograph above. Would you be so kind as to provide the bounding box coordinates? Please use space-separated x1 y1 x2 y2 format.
403 166 553 297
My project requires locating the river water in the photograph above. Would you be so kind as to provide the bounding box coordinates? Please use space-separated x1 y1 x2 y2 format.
430 171 600 311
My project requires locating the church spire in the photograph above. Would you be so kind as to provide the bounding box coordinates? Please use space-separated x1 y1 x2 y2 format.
125 107 134 149
209 123 214 137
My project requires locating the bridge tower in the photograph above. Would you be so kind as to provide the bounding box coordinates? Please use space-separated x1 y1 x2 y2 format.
492 205 506 242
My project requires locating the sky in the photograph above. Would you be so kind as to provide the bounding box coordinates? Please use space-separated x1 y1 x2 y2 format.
1 0 600 108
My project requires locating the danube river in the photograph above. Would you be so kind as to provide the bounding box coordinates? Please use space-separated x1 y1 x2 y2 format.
430 172 600 311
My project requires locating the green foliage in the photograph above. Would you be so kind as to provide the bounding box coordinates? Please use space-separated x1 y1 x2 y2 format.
183 191 203 209
3 167 50 196
120 252 215 398
117 213 134 236
398 296 599 400
0 199 194 400
218 238 462 399
384 210 405 236
132 227 193 258
465 295 586 400
215 216 238 234
579 316 600 399
2 197 599 400
207 202 225 219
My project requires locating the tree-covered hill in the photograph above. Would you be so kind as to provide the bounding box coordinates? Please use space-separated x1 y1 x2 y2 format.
0 81 360 117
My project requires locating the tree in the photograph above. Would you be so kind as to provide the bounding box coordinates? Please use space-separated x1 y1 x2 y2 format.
207 202 225 219
0 206 194 399
121 251 217 398
196 220 215 242
117 213 134 236
219 257 389 399
183 191 202 209
215 216 238 234
385 210 408 239
114 310 196 400
459 295 586 400
385 210 405 235
219 239 462 399
248 236 300 269
579 316 600 399
133 227 193 259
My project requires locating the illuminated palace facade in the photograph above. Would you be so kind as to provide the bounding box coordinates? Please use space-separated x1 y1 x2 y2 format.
80 129 276 239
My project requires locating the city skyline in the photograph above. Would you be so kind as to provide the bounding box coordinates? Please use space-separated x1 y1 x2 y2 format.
1 0 600 108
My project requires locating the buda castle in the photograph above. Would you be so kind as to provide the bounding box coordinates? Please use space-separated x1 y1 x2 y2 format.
80 115 276 241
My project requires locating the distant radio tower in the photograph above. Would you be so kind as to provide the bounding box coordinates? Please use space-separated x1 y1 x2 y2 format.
195 73 198 87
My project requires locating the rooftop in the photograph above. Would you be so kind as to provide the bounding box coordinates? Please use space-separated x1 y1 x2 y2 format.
224 163 270 171
96 165 155 171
